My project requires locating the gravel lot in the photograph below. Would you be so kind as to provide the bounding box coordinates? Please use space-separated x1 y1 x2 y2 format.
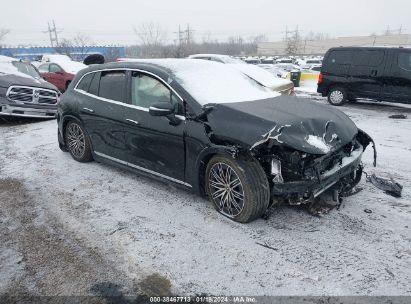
0 96 410 299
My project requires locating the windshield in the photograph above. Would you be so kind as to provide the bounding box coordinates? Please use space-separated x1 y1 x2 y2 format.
220 56 246 64
163 60 277 105
12 61 41 78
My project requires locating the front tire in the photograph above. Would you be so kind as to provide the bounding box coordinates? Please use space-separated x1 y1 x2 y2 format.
328 87 347 106
205 155 270 223
65 121 93 162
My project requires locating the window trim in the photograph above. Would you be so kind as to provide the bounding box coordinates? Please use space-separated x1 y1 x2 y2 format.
74 68 185 119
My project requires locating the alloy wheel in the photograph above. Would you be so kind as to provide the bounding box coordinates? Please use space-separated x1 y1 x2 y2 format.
66 123 86 159
209 162 245 218
330 90 344 104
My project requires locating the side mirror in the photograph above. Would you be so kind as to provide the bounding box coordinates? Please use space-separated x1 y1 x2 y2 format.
149 102 174 116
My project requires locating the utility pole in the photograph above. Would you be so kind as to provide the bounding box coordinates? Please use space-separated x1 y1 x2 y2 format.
43 20 61 47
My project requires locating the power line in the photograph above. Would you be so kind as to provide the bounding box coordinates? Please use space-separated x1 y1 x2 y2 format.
42 20 62 47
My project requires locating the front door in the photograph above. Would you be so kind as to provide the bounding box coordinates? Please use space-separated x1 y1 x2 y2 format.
121 71 186 183
49 63 65 90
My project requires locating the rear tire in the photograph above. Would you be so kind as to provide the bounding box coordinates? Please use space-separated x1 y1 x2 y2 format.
205 155 270 223
328 87 347 106
64 121 93 162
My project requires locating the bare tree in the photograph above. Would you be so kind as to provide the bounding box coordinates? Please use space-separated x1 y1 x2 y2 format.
55 38 73 57
73 33 93 58
0 28 10 46
134 22 168 58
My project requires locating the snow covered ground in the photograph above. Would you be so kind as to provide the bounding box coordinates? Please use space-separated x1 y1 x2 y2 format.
0 94 410 298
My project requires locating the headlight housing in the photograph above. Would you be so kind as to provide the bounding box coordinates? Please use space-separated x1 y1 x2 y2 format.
271 159 283 183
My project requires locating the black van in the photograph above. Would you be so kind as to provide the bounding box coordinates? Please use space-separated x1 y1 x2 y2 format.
317 47 411 105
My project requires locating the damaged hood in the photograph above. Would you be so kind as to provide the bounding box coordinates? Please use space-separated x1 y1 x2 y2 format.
206 96 358 155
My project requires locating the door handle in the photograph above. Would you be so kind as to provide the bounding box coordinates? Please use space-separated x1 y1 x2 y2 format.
82 107 94 113
126 119 139 125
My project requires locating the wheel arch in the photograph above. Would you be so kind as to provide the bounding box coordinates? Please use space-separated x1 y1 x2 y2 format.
194 145 240 197
60 114 86 147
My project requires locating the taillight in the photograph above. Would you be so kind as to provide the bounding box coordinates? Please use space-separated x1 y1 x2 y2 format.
317 72 323 85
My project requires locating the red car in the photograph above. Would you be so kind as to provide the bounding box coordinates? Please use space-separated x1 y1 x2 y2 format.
38 60 86 92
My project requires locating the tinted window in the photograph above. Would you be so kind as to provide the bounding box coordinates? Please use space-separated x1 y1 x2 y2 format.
38 64 49 73
398 52 411 71
131 72 182 114
88 72 100 95
352 50 384 66
98 70 126 102
328 50 352 64
50 64 63 73
76 73 94 92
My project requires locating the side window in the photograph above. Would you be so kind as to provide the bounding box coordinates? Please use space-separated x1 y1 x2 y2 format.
131 72 183 114
353 50 384 66
98 70 127 102
50 64 63 73
88 72 100 96
368 51 384 66
76 73 94 92
398 52 411 72
328 50 352 65
38 64 49 73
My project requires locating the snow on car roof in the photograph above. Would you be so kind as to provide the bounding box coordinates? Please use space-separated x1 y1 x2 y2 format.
128 59 278 105
0 56 33 78
0 55 15 63
42 54 87 74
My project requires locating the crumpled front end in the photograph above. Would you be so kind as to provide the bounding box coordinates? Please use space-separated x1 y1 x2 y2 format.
256 129 376 204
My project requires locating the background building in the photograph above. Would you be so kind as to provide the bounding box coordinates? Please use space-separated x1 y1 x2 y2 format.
258 34 411 56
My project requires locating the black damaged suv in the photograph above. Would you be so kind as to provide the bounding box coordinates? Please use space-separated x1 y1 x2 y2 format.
318 47 411 106
57 59 376 223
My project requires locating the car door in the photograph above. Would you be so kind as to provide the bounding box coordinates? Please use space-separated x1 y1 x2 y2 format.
349 49 386 99
49 63 65 90
121 70 186 182
383 49 411 103
76 70 129 158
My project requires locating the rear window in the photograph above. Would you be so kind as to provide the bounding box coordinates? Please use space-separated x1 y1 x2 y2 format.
98 70 127 102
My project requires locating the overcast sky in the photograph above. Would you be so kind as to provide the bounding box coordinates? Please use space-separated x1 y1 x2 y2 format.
1 0 409 46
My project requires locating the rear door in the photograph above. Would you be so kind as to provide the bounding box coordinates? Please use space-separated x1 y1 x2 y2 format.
76 70 129 158
121 70 186 182
348 49 386 99
383 49 411 103
322 49 353 83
